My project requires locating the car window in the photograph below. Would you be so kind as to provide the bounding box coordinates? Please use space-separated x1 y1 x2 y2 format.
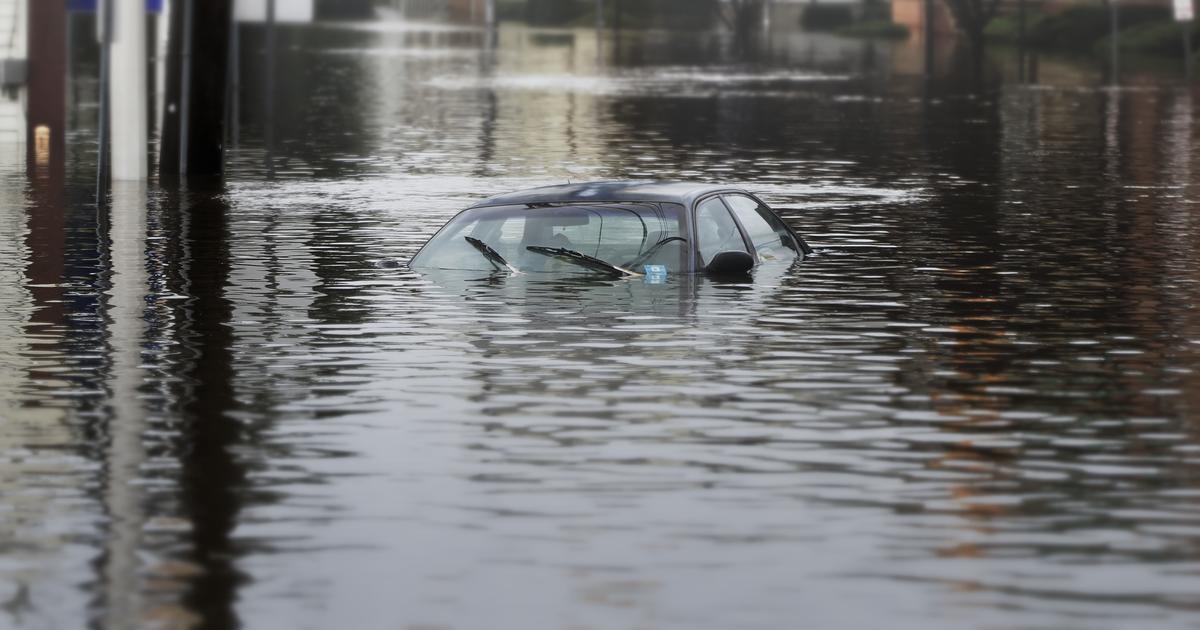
695 197 746 265
410 203 685 273
723 194 797 261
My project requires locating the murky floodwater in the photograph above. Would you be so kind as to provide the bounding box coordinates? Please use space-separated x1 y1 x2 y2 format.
3 17 1200 630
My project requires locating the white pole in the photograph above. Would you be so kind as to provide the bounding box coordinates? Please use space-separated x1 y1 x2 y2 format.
111 0 148 180
156 0 171 142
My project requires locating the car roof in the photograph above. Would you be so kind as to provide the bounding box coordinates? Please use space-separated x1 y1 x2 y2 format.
467 181 747 210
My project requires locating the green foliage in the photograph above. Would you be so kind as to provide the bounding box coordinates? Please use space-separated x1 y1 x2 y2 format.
982 13 1047 42
834 20 910 39
1025 5 1170 50
984 5 1198 63
1098 20 1200 56
801 5 855 31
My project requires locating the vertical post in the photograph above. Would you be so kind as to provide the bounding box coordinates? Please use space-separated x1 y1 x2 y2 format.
185 0 231 175
1109 0 1119 85
923 0 935 77
97 0 113 197
264 0 276 175
155 0 171 144
161 0 232 179
27 0 68 174
596 0 604 63
112 0 149 180
159 0 185 180
66 11 75 128
1017 0 1027 83
226 19 239 146
485 0 497 51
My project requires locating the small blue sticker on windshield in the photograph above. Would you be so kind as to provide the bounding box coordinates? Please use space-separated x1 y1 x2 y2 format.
643 265 667 284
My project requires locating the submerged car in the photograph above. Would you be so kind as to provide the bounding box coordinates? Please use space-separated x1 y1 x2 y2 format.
408 182 812 278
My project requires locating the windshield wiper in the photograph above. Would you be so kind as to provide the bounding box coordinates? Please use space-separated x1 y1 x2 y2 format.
465 236 520 274
623 236 687 268
525 246 640 277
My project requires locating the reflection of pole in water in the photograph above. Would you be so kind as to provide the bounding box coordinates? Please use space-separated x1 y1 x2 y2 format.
1162 91 1193 261
175 188 243 630
1184 23 1194 80
1103 82 1121 221
100 181 150 630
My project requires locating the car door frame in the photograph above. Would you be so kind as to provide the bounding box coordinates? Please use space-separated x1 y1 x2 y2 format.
690 191 755 272
717 192 813 258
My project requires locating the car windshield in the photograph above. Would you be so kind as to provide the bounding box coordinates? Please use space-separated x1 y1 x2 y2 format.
410 202 687 274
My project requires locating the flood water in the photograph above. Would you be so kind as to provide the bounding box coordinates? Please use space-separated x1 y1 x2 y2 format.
3 17 1200 630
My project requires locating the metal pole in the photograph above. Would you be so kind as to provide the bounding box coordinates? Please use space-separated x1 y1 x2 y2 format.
1109 0 1119 85
179 0 195 174
67 13 75 128
485 0 497 51
1018 0 1027 83
180 0 233 176
28 0 67 171
596 0 604 63
111 0 149 180
265 0 276 175
923 0 935 77
155 2 170 142
226 19 239 146
97 0 113 202
158 0 185 181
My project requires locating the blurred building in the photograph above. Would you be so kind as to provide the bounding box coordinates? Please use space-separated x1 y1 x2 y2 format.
0 0 24 154
892 0 959 38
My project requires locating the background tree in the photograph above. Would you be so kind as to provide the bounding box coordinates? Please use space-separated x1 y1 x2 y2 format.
943 0 1003 54
717 0 767 54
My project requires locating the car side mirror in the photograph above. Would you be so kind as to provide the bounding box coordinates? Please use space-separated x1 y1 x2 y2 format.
704 250 755 275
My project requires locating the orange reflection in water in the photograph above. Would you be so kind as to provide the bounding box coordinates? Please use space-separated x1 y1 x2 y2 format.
33 125 51 167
